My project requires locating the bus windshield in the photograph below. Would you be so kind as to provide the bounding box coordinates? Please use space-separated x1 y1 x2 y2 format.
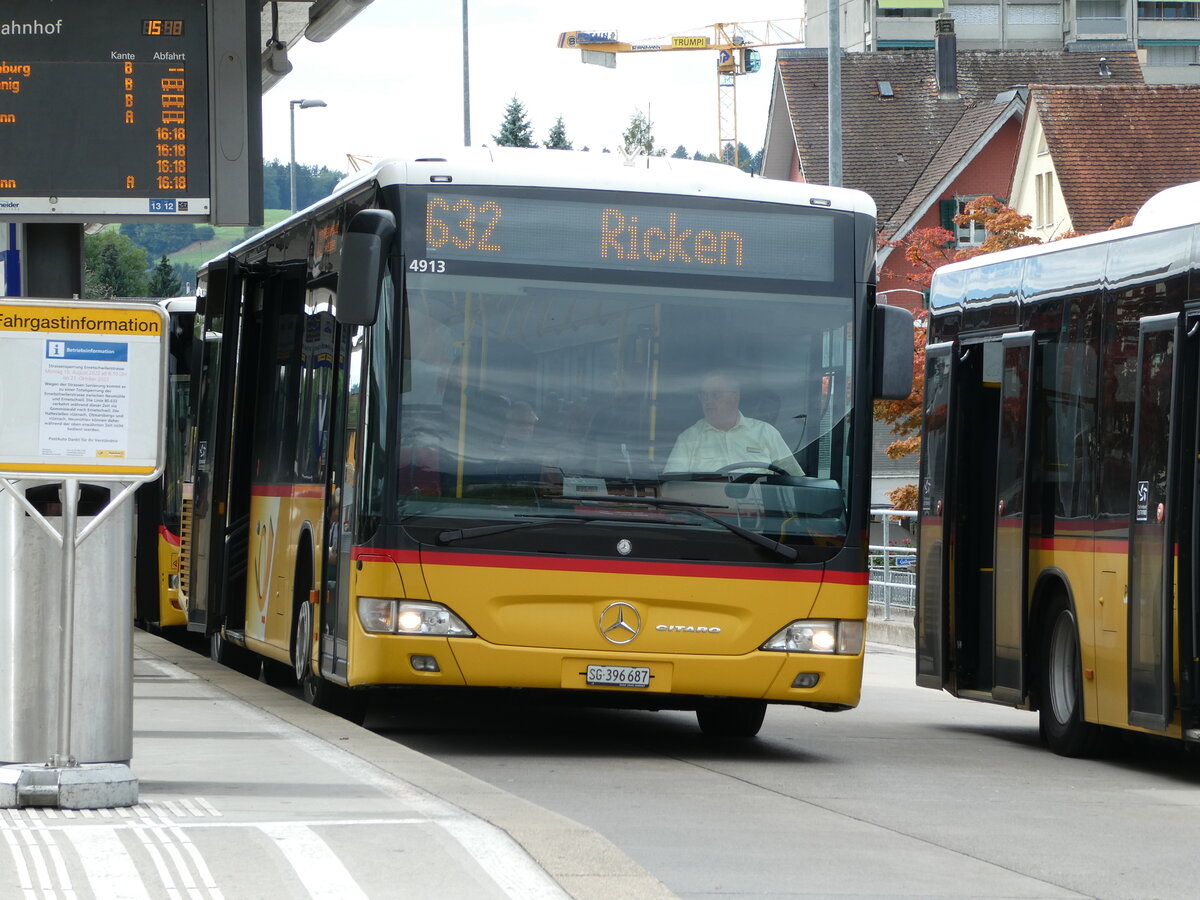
394 267 854 557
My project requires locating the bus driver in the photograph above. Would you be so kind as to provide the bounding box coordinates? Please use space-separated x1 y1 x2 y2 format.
663 371 804 476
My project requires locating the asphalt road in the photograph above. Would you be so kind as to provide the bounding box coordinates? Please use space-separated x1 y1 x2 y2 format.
365 643 1200 899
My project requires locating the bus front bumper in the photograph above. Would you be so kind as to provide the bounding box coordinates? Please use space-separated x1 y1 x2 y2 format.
347 633 864 710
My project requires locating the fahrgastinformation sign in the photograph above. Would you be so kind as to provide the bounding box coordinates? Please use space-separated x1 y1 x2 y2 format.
0 0 210 219
0 299 168 478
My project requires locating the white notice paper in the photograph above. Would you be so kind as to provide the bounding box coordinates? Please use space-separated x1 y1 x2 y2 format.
38 340 131 460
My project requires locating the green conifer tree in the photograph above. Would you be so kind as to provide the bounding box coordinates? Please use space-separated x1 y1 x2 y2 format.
493 96 537 148
545 116 573 150
148 254 183 297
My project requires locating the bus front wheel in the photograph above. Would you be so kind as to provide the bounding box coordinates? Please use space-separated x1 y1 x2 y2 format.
295 599 368 725
1037 595 1101 757
696 699 767 738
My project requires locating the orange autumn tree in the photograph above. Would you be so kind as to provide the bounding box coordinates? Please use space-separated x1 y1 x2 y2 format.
875 196 1039 509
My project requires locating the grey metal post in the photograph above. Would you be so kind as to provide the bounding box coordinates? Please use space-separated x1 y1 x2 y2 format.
462 0 471 146
52 478 79 768
289 99 327 213
882 511 892 621
827 0 842 187
289 101 298 213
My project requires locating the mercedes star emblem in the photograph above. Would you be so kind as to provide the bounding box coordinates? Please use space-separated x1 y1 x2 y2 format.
598 601 642 644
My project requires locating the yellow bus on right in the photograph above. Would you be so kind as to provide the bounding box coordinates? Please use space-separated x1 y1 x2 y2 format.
916 181 1200 756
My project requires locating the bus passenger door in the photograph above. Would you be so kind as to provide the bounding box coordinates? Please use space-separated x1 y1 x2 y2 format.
188 260 246 636
1127 313 1180 731
319 324 363 683
992 332 1037 703
917 342 958 689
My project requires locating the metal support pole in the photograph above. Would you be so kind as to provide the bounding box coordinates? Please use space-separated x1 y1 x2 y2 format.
827 0 842 187
52 478 79 768
882 512 892 621
462 0 471 147
289 102 298 213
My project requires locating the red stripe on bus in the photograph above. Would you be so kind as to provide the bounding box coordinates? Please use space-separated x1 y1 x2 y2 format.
249 484 326 498
350 546 865 584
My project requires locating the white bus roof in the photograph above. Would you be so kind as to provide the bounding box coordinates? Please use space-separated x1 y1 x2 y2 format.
335 147 876 216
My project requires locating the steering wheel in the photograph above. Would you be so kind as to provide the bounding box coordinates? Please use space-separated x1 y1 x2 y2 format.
716 461 790 478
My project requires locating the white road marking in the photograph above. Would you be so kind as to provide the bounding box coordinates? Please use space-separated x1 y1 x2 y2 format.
16 820 53 895
131 822 182 900
258 823 369 900
224 707 569 899
64 826 151 900
166 823 224 900
0 815 35 899
28 817 75 900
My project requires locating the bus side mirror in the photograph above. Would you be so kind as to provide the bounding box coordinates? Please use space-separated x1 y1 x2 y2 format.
336 209 397 326
873 302 914 400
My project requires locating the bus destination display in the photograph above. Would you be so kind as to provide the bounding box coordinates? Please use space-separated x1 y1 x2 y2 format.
0 0 210 220
416 190 837 283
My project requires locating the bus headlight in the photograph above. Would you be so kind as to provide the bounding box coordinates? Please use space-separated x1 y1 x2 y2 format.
357 598 474 637
761 620 864 655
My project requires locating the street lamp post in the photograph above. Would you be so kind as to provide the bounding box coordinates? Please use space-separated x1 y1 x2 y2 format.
289 98 327 213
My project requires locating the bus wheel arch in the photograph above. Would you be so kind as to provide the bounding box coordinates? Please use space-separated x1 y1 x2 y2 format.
1032 576 1101 757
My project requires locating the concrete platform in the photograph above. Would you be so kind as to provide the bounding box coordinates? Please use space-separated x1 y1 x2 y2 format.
0 631 673 900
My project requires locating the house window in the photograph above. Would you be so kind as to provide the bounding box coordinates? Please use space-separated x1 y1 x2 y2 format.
1035 172 1055 229
1143 43 1200 65
1078 0 1125 16
943 196 986 246
879 7 938 16
951 4 1001 23
1009 4 1063 23
1138 2 1200 19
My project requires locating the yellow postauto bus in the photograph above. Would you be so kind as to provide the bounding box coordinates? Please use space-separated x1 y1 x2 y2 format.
917 181 1200 755
183 149 912 734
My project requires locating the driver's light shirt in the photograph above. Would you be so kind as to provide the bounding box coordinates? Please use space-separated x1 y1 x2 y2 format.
664 414 803 475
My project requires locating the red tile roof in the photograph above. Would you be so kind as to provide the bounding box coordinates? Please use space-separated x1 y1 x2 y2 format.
1028 84 1200 233
775 48 1143 237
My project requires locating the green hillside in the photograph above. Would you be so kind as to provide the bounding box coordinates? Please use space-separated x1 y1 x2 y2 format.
168 209 291 270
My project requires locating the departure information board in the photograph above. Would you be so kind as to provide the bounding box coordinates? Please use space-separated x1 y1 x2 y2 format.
0 0 210 220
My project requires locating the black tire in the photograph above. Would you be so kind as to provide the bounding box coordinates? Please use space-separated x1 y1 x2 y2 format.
210 630 261 679
696 699 767 738
295 599 368 725
1037 595 1101 757
294 598 315 684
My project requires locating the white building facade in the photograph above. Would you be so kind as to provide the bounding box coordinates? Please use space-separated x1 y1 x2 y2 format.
804 0 1199 84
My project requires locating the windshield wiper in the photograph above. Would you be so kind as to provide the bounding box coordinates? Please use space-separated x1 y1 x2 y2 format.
435 513 638 545
576 495 799 562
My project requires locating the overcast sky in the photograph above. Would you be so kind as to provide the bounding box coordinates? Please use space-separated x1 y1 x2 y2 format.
259 1 803 173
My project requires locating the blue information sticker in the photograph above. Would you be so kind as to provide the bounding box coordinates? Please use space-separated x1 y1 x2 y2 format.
45 340 129 362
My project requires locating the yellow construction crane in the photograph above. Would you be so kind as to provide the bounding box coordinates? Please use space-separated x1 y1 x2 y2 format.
557 20 804 166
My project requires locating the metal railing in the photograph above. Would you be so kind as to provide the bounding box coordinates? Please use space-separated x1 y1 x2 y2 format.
869 508 917 619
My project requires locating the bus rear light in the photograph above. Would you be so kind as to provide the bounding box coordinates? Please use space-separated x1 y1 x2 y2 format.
761 620 863 655
356 598 475 637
